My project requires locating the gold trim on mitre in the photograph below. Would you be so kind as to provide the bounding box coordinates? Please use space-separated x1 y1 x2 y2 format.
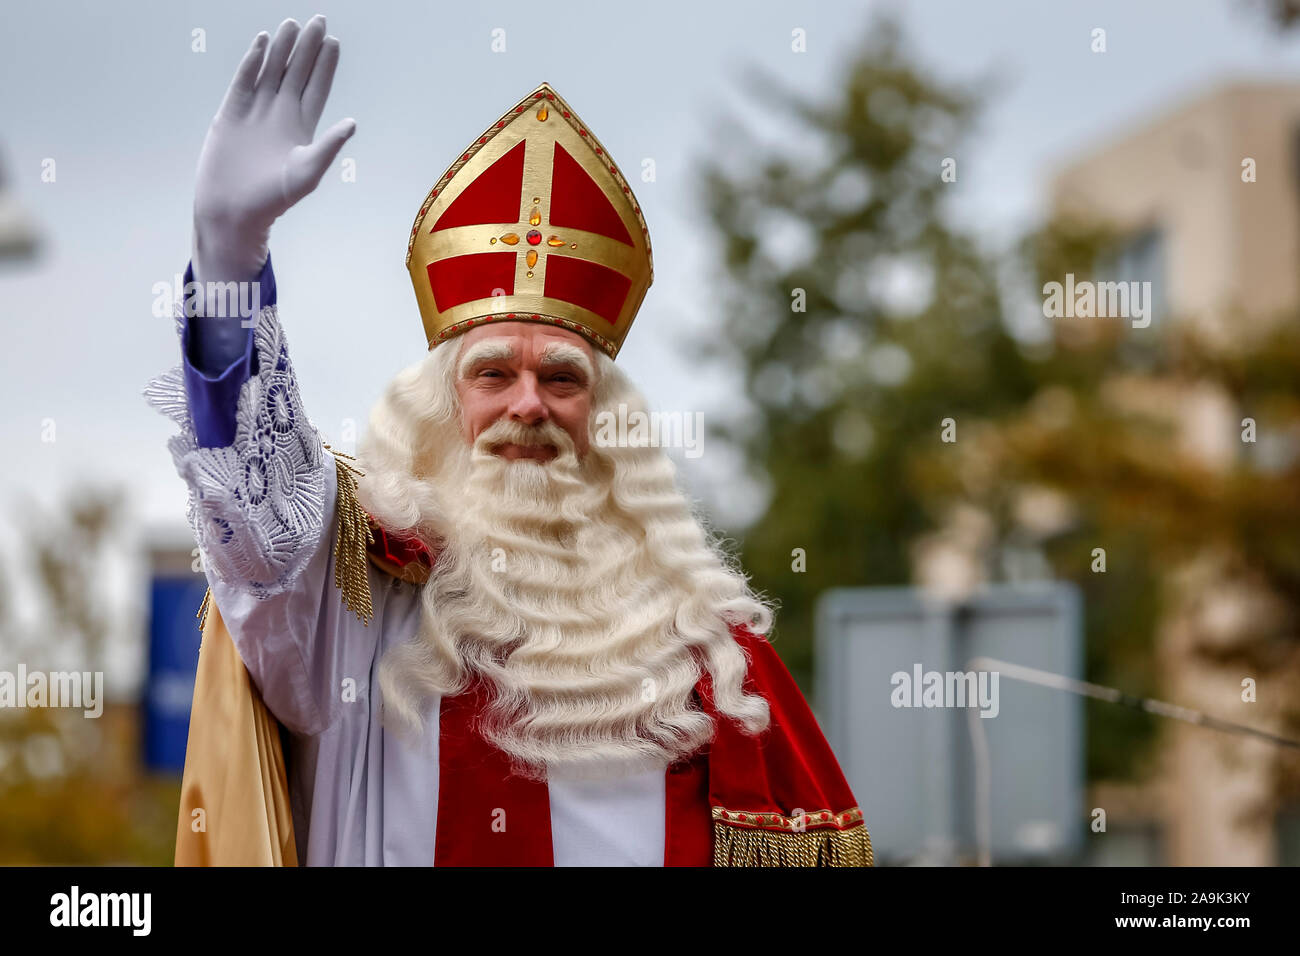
406 82 653 360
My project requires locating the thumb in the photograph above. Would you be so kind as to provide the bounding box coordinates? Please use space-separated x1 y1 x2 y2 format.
285 118 356 205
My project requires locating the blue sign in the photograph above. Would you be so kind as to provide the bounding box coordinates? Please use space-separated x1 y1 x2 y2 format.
144 574 208 772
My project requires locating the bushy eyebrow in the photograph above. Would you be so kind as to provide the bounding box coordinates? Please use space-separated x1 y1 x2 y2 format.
539 343 593 380
457 340 515 379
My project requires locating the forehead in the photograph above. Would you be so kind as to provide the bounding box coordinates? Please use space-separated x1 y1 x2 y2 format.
455 321 595 363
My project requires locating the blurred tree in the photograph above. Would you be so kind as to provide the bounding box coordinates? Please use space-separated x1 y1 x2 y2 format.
1258 0 1300 29
910 208 1300 861
695 14 1039 680
906 216 1169 781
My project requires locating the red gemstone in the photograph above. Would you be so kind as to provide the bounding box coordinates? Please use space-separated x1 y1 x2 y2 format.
516 106 524 113
595 148 602 155
526 229 541 245
579 129 587 137
496 121 505 129
562 111 570 118
479 137 487 144
531 313 539 319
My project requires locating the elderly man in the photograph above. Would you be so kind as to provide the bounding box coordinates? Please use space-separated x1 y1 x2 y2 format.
147 15 869 867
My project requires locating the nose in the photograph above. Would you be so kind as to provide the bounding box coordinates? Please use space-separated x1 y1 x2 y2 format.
506 372 549 426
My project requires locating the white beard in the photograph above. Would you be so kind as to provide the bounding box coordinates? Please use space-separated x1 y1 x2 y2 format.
361 351 771 782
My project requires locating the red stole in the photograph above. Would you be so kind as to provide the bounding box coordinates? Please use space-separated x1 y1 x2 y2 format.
432 673 713 866
431 626 868 866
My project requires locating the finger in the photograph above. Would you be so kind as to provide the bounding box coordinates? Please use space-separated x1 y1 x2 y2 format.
253 18 301 99
282 13 327 98
217 31 269 119
301 35 339 136
285 117 356 204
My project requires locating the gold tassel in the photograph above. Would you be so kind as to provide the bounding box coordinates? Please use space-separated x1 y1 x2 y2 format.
711 821 873 867
196 586 212 632
326 444 376 626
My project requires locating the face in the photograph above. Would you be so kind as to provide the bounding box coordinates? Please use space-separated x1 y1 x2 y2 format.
453 321 596 462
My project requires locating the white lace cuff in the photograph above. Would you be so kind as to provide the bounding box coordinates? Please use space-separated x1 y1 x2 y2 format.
144 302 327 599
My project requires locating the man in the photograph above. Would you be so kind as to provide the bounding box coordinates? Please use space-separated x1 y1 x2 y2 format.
146 15 870 867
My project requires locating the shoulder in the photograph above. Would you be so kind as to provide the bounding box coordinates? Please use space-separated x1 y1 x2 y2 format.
365 517 437 584
725 623 797 695
721 623 826 744
326 452 435 623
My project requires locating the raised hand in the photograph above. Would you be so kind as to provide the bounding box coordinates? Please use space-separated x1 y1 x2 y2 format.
192 15 355 286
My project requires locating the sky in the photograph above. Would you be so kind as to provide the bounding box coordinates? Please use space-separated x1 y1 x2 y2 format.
1 0 1299 553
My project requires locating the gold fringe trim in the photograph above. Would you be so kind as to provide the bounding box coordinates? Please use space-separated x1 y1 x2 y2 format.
196 587 212 632
712 820 873 867
326 444 375 626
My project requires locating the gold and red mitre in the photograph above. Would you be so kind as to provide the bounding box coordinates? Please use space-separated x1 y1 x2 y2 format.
405 82 653 360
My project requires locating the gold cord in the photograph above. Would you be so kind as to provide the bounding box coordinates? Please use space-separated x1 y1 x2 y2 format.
196 586 212 632
325 443 375 626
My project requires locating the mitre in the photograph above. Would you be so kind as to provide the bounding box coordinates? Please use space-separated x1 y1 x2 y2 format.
405 82 653 360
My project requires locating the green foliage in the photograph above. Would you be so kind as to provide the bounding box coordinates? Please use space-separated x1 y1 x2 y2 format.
694 15 1039 681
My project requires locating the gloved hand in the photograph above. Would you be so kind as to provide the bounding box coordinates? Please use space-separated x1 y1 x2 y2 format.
191 14 355 291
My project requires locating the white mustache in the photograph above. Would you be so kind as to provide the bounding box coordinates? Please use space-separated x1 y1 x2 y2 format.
473 418 577 458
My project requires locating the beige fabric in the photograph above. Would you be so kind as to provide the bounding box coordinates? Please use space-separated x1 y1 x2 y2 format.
174 600 298 866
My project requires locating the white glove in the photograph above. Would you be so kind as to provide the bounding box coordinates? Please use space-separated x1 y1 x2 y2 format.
191 14 355 290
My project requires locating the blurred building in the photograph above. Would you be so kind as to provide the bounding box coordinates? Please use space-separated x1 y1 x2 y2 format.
1053 81 1300 346
1049 81 1300 866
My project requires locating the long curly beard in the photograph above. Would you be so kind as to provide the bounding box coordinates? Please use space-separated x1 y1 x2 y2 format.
359 347 772 782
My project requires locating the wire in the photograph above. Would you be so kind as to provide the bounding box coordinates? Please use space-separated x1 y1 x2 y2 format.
966 656 1300 750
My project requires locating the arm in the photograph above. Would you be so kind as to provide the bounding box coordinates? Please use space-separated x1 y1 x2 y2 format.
144 15 358 734
181 253 273 447
180 11 352 438
146 260 335 734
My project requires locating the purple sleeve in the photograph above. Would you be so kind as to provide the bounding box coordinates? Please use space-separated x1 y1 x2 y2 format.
181 252 278 448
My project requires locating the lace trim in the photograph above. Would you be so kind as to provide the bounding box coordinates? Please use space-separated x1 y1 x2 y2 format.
144 301 326 599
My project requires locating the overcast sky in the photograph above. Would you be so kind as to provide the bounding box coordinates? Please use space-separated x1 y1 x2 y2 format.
2 0 1299 549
